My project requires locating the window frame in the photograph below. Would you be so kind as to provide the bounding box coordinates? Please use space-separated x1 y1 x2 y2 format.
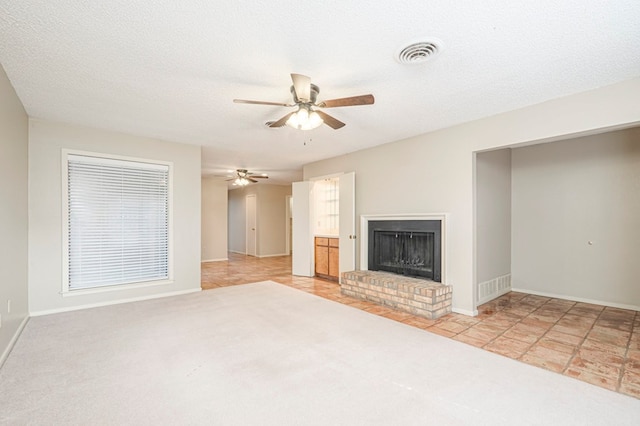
61 149 174 295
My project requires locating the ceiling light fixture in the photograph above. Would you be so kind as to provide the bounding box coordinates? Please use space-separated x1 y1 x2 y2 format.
233 177 250 186
286 105 323 130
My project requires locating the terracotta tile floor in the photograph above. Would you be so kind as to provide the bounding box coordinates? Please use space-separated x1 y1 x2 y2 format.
202 253 640 399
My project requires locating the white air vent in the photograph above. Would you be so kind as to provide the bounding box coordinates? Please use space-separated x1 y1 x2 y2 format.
397 39 442 64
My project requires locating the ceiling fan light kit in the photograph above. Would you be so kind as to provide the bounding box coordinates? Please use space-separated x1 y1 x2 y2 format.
234 73 374 130
233 177 250 186
286 106 323 130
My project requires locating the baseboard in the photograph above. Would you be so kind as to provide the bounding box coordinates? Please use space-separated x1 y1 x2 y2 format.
478 274 512 305
453 307 479 317
228 250 245 255
201 258 228 263
29 288 202 317
511 288 640 312
256 253 290 258
0 315 29 369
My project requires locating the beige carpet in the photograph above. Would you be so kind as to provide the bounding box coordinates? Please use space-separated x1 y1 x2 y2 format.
1 281 639 425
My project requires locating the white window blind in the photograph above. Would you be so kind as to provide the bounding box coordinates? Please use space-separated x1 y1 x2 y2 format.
67 154 169 290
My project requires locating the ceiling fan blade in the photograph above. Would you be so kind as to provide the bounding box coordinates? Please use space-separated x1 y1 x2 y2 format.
291 73 311 102
248 178 258 183
315 110 346 129
269 111 295 128
318 94 375 108
233 99 292 107
249 175 268 179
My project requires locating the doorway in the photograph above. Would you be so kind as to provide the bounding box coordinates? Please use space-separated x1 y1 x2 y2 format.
246 194 257 256
291 172 355 278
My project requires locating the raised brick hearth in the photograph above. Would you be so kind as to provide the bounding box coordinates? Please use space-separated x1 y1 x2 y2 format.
341 270 453 319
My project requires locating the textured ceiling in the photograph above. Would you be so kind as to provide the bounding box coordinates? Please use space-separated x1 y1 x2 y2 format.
1 1 640 185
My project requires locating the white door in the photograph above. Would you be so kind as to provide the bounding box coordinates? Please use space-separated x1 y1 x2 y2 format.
285 195 292 255
292 181 313 276
246 194 257 257
339 172 356 278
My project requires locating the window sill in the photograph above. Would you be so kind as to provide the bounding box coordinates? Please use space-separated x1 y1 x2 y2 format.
61 279 174 297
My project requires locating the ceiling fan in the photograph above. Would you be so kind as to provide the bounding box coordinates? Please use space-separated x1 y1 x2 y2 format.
233 73 375 130
226 169 268 186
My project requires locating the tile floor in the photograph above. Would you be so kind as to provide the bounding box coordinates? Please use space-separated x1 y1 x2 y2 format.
202 253 640 399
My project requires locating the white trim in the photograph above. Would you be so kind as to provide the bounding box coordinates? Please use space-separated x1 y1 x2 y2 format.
453 308 479 317
359 213 448 284
0 316 30 368
228 250 246 255
30 288 201 317
511 288 640 312
63 149 173 168
60 279 174 297
201 258 229 263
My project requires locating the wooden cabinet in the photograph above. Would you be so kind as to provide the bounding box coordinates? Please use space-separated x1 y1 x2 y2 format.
315 237 339 281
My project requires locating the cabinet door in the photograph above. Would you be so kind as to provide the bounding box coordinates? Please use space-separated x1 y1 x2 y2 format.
315 244 329 275
328 246 339 278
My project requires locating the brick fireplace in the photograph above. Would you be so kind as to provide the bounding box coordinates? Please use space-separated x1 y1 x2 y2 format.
340 214 452 319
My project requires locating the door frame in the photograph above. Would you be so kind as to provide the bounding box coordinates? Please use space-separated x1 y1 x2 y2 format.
291 172 355 279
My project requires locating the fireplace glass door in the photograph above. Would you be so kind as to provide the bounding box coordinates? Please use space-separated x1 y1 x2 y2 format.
373 231 434 279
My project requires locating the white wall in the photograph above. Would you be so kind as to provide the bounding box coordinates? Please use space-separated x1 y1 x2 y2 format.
201 177 228 262
475 149 512 303
28 119 202 314
0 64 29 363
303 77 640 315
227 185 292 257
511 128 640 309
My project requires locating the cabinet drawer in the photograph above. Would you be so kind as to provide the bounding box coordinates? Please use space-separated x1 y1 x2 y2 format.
315 237 329 246
329 238 339 247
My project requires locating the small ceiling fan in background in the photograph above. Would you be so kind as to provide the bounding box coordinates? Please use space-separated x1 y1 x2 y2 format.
226 169 268 186
234 73 375 130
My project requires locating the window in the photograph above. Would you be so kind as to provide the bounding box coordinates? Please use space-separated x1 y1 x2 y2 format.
65 153 170 291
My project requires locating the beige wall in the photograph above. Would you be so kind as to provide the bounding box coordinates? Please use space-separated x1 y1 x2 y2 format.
28 119 202 314
304 77 640 314
511 128 640 308
0 64 29 363
257 185 292 256
475 148 511 300
201 177 228 261
228 185 292 257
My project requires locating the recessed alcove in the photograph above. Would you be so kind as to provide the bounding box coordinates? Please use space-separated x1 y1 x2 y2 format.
475 126 640 309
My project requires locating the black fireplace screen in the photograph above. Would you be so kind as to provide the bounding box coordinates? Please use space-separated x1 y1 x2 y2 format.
368 220 441 282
